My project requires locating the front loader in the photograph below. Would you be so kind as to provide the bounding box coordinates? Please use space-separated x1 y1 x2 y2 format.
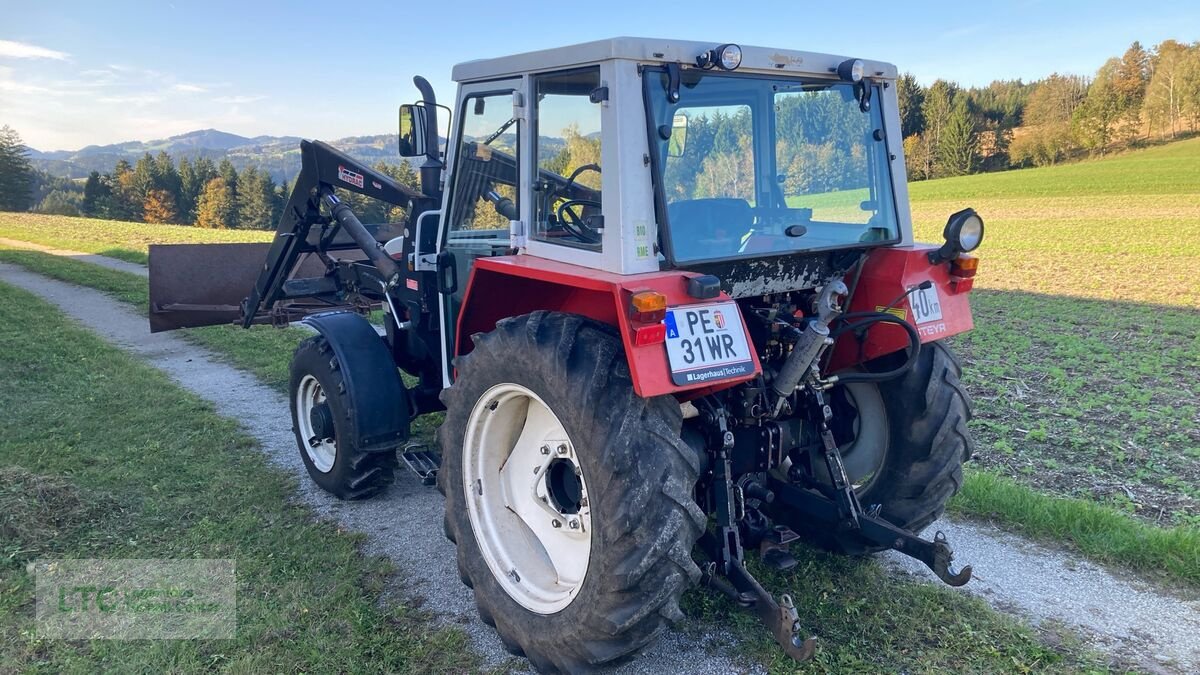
150 38 985 672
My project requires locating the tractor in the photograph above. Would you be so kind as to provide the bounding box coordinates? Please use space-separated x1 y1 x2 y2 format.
148 37 983 671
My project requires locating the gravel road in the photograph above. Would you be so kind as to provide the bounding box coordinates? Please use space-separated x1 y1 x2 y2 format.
2 258 1197 673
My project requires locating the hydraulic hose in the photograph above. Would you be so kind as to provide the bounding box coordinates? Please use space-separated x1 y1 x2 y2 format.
828 312 921 384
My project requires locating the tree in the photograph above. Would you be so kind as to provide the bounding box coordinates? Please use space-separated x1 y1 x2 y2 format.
216 159 240 228
195 177 237 229
152 151 182 215
179 157 216 224
1142 40 1193 139
143 189 178 223
81 171 108 216
1114 41 1151 138
236 166 280 229
109 159 142 221
1073 59 1122 154
937 95 978 176
896 73 926 138
0 125 35 211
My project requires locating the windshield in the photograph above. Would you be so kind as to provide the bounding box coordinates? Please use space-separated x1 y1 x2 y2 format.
645 69 900 264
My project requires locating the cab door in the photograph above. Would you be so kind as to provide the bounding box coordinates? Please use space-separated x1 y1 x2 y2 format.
435 79 524 385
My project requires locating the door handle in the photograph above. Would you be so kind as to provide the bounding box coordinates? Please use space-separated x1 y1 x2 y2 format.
436 250 458 295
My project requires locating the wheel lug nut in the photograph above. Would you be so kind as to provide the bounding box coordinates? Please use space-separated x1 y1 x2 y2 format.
540 445 551 455
569 519 579 530
552 519 562 528
556 443 568 456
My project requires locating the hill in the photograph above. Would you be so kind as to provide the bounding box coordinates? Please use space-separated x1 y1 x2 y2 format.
27 129 407 184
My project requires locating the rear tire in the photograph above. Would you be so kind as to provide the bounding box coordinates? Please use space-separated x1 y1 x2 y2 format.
808 341 974 554
289 335 397 500
438 311 704 672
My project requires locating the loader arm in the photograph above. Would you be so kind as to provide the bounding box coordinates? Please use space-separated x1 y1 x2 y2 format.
148 139 430 333
240 140 427 326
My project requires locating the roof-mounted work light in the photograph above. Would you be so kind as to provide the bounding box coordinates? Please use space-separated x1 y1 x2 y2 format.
837 58 864 82
697 44 742 71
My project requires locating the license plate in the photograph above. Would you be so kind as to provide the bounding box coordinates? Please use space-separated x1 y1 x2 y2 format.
910 285 943 324
663 302 755 386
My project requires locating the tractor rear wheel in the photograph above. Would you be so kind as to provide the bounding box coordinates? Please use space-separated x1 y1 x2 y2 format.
808 340 974 554
438 311 704 672
289 335 397 499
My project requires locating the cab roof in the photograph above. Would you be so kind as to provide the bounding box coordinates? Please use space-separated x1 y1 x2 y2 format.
451 36 898 84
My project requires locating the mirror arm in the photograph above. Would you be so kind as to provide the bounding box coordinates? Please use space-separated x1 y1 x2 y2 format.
413 76 445 197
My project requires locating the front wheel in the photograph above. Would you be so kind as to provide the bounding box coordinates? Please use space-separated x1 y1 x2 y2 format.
438 312 704 672
289 335 397 499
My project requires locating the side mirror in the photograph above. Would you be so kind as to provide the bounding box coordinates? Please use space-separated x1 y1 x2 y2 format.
667 114 688 157
398 104 428 158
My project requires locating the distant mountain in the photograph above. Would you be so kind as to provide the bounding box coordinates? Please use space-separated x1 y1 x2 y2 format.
27 130 408 184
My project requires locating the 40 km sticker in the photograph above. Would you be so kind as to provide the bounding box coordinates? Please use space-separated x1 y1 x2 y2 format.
910 285 943 324
337 165 364 189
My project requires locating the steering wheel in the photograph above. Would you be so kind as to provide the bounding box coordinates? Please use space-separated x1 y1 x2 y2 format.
556 198 603 244
554 163 603 244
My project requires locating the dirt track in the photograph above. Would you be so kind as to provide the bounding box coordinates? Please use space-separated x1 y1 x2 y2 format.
1 257 1198 673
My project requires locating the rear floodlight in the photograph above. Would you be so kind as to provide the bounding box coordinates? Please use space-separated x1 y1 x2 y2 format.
698 44 742 71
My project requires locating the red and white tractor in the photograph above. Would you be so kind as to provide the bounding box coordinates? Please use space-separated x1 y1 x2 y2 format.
149 37 984 671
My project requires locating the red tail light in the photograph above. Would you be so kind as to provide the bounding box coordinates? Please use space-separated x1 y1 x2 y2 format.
634 323 666 346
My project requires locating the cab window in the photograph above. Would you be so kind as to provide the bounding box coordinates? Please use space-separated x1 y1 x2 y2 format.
531 67 603 251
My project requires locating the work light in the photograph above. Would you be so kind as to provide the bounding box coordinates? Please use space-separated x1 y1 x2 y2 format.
698 44 742 71
837 58 864 82
929 208 985 263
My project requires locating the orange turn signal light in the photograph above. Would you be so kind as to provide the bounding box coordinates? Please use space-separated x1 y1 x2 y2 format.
951 254 979 278
950 254 979 293
630 290 668 323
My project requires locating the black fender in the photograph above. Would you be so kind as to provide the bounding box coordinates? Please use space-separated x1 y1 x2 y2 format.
302 311 409 451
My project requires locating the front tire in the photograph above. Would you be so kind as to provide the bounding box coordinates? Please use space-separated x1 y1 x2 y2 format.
438 312 704 672
289 335 397 500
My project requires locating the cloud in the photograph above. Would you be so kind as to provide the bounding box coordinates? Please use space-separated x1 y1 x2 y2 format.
171 83 207 93
0 39 69 60
96 93 165 106
213 94 265 104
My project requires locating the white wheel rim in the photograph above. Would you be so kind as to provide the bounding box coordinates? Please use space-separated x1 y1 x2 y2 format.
838 381 889 491
295 374 336 473
462 383 592 614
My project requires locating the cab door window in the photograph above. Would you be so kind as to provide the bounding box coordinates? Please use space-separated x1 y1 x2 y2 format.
447 91 520 238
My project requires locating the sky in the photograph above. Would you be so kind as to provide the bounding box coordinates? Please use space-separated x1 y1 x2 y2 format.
1 0 1197 151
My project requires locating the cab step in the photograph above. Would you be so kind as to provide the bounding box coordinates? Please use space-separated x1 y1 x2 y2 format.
400 444 440 486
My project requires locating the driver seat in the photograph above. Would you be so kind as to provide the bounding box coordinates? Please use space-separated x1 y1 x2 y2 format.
666 198 753 260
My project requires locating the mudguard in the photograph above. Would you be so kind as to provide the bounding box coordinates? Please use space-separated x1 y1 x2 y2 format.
302 311 409 451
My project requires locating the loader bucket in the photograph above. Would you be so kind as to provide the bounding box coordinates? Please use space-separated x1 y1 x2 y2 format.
148 243 274 332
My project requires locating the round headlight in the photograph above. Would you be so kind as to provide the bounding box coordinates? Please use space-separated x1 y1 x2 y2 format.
957 213 984 252
718 44 742 70
837 58 864 83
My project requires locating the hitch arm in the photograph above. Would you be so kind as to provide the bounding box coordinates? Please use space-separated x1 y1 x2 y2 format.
698 532 817 663
766 476 972 586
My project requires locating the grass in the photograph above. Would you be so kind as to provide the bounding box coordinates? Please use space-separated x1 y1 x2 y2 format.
0 280 475 673
0 212 272 264
682 551 1114 673
954 471 1200 585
